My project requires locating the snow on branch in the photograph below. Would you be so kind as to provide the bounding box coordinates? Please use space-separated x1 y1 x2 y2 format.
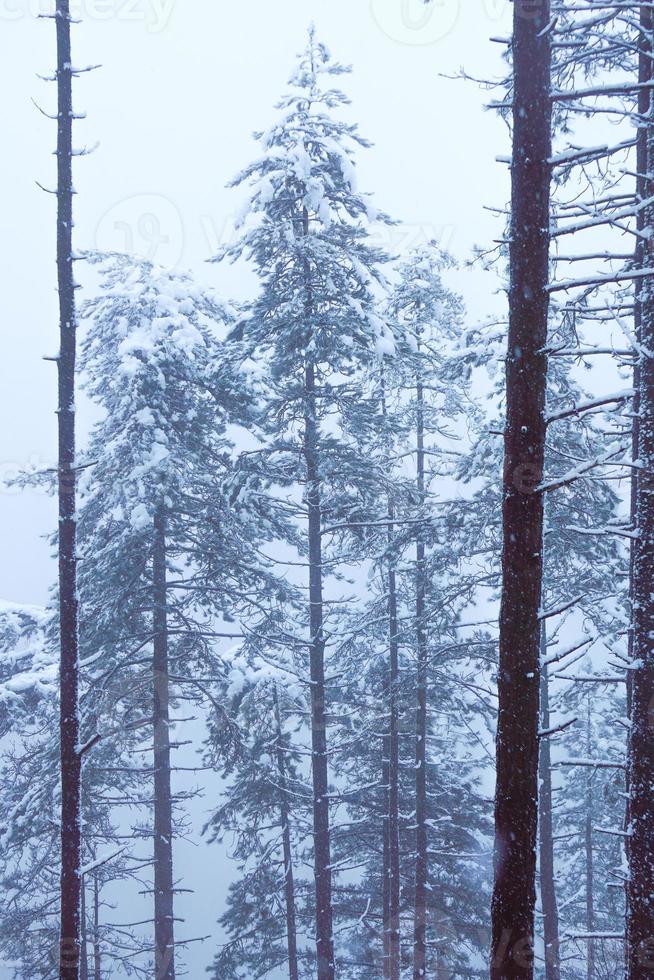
538 594 586 621
556 757 626 770
548 268 654 293
538 447 627 493
546 389 634 424
538 716 578 738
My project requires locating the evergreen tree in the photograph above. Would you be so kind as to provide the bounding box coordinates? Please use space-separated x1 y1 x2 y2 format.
315 246 494 977
213 29 395 980
77 253 285 979
206 661 312 979
457 310 628 979
539 322 628 980
0 602 54 736
0 607 148 979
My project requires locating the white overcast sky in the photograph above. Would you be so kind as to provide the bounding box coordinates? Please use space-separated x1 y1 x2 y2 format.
0 1 512 974
0 0 511 608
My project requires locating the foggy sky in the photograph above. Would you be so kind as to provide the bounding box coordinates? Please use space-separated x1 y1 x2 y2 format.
0 1 511 974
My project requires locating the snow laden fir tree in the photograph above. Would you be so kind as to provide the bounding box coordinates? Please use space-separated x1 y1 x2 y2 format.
75 255 287 979
3 13 649 980
211 30 396 980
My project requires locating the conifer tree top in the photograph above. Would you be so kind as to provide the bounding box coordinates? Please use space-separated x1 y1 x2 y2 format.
80 253 235 529
218 29 395 378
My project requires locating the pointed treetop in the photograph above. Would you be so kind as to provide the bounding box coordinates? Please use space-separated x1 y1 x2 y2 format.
216 36 395 373
284 24 350 110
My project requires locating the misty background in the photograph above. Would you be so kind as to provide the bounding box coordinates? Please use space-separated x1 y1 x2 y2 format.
0 1 512 973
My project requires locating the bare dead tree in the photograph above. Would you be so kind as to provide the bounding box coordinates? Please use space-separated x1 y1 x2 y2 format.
55 2 82 976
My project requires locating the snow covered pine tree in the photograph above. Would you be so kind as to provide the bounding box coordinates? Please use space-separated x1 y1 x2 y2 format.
78 254 285 978
214 28 395 980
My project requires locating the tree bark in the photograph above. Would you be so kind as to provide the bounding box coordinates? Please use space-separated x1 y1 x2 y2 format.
387 521 401 980
383 792 391 980
273 686 299 980
80 879 88 980
300 199 334 980
304 358 335 980
538 631 560 980
93 877 101 980
56 3 82 977
413 366 428 980
584 701 595 980
381 375 401 980
153 510 176 980
626 9 654 979
491 3 552 978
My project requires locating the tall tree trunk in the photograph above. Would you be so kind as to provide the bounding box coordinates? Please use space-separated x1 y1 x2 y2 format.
626 9 654 979
273 686 299 980
80 878 88 980
56 2 82 977
381 374 401 980
584 701 595 980
383 793 391 980
304 358 335 980
153 510 176 980
93 877 101 980
413 366 428 980
538 630 560 980
491 3 552 978
387 520 401 980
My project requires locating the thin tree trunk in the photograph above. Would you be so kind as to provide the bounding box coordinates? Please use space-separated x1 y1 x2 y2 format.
584 700 595 980
387 521 401 980
413 367 428 980
80 878 88 980
93 877 101 980
153 510 175 980
300 199 334 980
381 374 401 980
626 9 654 979
491 3 552 978
383 783 391 980
538 630 560 980
304 358 335 980
273 685 299 980
56 2 82 977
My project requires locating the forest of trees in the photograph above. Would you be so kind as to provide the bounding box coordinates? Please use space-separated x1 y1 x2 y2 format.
4 1 654 978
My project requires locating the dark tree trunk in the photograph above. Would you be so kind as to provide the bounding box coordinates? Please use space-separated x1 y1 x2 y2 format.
386 521 401 980
304 359 335 980
93 877 101 980
80 879 88 980
584 702 595 980
381 375 401 980
626 10 654 979
383 797 390 980
300 199 334 980
153 510 176 980
491 3 552 978
413 369 428 980
538 630 560 980
56 3 82 977
273 686 299 980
